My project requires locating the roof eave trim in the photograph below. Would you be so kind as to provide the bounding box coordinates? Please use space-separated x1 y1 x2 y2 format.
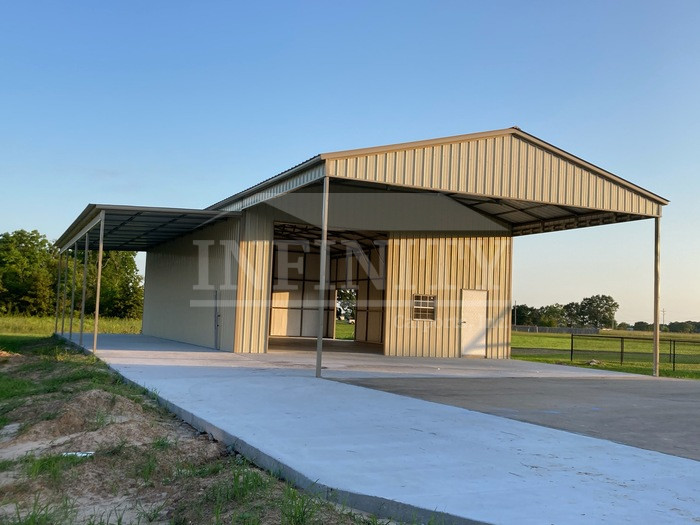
207 155 324 211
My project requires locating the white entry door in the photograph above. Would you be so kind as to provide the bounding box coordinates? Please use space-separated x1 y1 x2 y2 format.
460 289 488 357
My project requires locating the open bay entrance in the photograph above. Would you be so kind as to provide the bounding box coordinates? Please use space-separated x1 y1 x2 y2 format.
268 223 385 354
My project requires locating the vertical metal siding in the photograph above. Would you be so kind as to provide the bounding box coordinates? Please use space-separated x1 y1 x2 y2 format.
142 217 240 350
384 233 512 359
234 206 274 353
325 135 660 217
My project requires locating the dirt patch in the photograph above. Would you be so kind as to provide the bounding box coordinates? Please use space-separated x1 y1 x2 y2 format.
0 386 227 523
0 338 381 525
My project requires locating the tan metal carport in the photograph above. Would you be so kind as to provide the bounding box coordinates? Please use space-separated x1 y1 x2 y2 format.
55 128 668 377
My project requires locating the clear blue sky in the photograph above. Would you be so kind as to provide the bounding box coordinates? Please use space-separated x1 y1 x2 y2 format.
1 1 698 323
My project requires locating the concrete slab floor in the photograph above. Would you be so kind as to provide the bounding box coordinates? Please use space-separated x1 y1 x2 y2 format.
62 334 700 524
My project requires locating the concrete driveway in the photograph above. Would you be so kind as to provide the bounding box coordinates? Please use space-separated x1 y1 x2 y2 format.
339 375 700 461
64 334 700 524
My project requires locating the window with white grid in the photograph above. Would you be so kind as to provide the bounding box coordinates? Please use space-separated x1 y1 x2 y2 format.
412 294 436 321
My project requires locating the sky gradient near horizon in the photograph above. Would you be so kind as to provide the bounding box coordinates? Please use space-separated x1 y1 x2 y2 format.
1 1 698 323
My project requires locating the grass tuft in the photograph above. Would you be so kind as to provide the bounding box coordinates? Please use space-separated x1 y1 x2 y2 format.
205 465 268 505
23 453 90 484
280 484 320 525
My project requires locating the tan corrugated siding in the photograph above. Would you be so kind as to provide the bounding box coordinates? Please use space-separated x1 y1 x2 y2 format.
384 233 512 359
142 217 240 350
325 134 660 217
234 205 274 353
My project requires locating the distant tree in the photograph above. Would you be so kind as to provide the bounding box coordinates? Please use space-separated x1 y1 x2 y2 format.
633 321 652 332
563 302 582 327
538 303 565 327
579 295 619 328
513 304 539 325
0 230 57 315
617 322 630 330
0 229 143 319
336 289 356 319
94 251 144 319
668 321 696 334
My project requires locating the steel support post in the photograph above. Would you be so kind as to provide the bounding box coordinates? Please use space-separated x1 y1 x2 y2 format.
316 176 330 378
68 242 77 339
79 233 89 347
54 252 62 334
653 217 661 377
61 248 69 334
92 213 105 354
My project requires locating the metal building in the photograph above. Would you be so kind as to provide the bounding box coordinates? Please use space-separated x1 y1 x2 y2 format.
54 128 668 374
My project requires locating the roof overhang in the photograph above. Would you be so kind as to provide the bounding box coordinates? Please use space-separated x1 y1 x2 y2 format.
208 128 668 239
55 204 239 253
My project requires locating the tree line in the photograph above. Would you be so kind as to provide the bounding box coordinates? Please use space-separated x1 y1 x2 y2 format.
0 230 143 319
616 320 700 334
514 295 700 333
513 295 619 329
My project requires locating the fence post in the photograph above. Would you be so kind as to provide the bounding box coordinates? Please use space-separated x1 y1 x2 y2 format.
570 333 574 362
669 339 672 363
673 340 676 372
620 337 624 365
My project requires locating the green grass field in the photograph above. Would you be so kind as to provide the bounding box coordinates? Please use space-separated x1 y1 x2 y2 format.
0 315 141 336
511 331 700 379
335 320 355 340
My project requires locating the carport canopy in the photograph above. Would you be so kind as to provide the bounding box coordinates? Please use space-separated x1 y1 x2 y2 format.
54 204 239 354
55 204 239 253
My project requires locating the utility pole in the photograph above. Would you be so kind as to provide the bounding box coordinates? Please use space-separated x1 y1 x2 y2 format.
513 300 517 326
662 308 666 327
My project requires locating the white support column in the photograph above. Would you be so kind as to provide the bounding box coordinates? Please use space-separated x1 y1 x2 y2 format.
79 233 89 347
316 176 330 378
653 217 661 377
92 212 105 354
68 242 77 340
61 249 69 335
54 252 62 334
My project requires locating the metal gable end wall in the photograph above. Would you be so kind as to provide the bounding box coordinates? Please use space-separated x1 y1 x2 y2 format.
323 131 664 217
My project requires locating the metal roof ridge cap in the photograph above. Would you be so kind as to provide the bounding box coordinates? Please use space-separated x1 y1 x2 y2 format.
319 127 518 160
206 155 324 211
511 129 669 206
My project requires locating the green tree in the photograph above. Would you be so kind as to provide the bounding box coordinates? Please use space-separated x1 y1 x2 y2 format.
336 289 356 319
579 295 619 328
633 321 652 332
668 321 696 334
0 229 143 319
0 230 57 315
513 304 539 325
563 302 582 327
538 303 565 327
95 251 144 318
